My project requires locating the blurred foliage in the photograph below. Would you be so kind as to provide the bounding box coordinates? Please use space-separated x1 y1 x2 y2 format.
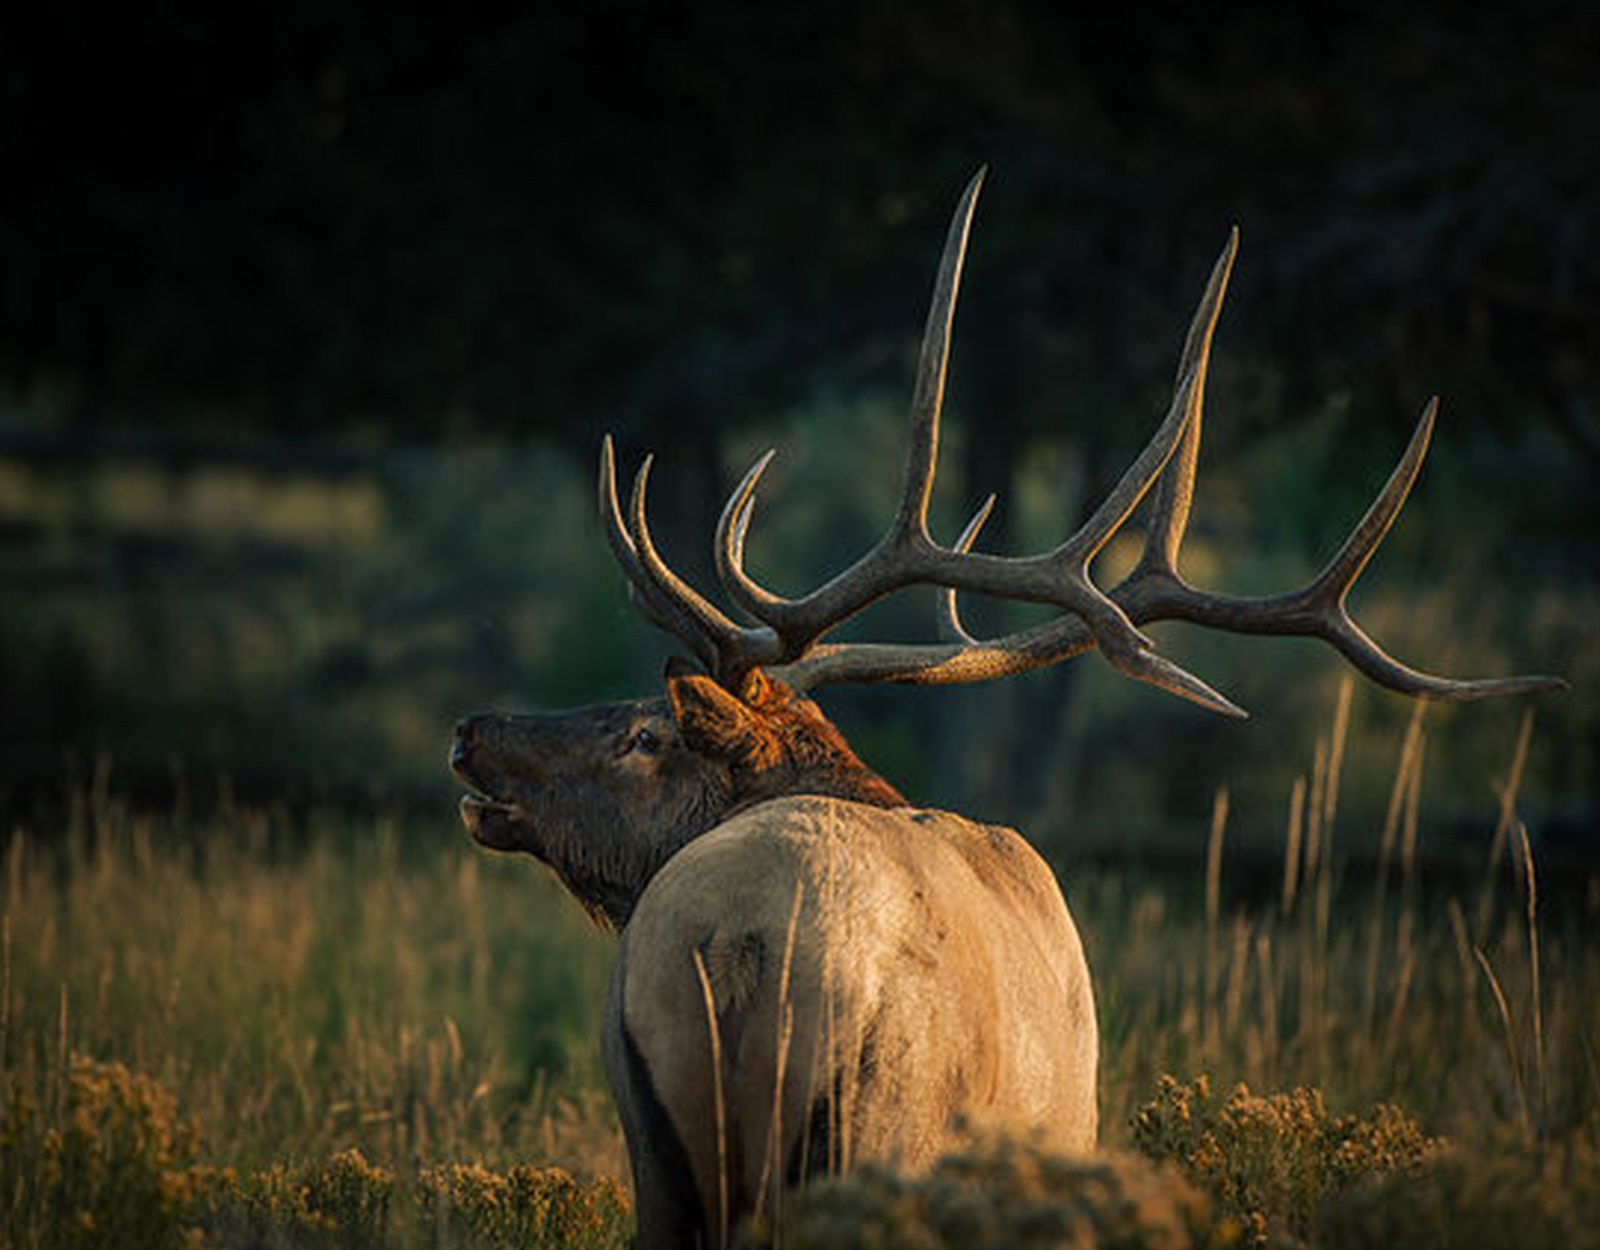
1131 1074 1437 1247
751 1140 1221 1250
0 2 1594 462
6 1052 1593 1249
0 415 1589 858
1313 1123 1600 1250
207 1148 394 1249
0 1054 213 1250
0 1 1593 849
0 1058 631 1249
2 768 1597 1246
758 1088 1600 1250
417 1162 630 1250
1 792 623 1172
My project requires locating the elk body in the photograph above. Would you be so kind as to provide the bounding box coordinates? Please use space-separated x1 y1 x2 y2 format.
450 171 1559 1250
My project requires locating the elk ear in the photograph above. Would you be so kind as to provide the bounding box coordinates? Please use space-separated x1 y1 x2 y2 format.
667 673 766 763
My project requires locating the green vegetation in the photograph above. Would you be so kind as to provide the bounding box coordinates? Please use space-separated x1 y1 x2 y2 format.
3 10 1593 1244
752 1143 1217 1250
1 423 1590 853
1 1056 629 1248
1131 1076 1437 1246
767 1088 1600 1250
1 797 619 1175
3 697 1595 1246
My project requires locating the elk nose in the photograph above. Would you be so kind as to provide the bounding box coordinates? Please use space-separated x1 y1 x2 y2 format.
450 715 490 771
454 714 492 745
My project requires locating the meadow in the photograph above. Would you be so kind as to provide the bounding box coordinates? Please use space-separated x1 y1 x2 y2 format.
1 402 1594 1247
4 690 1596 1248
8 14 1600 1242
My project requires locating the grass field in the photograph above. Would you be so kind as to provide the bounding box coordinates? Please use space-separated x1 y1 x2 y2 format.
3 699 1597 1247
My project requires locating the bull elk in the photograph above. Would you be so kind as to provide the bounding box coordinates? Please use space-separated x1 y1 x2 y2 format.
449 171 1560 1250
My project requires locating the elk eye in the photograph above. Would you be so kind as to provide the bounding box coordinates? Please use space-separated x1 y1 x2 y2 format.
625 727 661 756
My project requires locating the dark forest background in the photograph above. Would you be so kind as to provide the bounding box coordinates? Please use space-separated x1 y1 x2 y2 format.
1 2 1594 867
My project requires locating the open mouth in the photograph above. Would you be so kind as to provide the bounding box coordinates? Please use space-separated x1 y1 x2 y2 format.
458 790 516 818
451 746 526 850
457 791 527 851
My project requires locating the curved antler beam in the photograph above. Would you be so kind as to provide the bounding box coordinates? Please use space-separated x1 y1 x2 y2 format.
600 174 1562 714
715 176 1243 715
783 400 1566 704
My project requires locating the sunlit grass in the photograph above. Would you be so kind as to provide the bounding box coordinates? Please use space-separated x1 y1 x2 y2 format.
2 793 621 1179
3 693 1596 1245
1088 691 1599 1144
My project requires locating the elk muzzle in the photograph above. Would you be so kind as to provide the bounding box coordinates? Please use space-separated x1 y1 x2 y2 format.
450 714 542 852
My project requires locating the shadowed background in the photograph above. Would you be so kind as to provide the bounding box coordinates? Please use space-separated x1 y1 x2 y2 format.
3 11 1600 1241
1 0 1594 864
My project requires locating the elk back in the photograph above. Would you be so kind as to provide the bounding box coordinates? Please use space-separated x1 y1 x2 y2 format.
602 794 1097 1248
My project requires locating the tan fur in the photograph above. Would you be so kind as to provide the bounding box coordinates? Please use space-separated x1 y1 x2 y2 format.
611 795 1097 1248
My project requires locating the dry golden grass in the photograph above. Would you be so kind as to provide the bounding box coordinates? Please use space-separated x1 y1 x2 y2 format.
2 688 1594 1247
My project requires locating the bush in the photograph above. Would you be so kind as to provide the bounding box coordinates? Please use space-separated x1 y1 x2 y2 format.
205 1148 394 1248
1131 1074 1438 1247
0 1054 214 1250
205 1152 631 1249
0 1052 632 1250
419 1161 630 1250
757 1137 1227 1250
1314 1125 1600 1250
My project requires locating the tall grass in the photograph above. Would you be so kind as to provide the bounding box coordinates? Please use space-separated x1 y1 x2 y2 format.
1 791 621 1178
1089 690 1598 1147
2 691 1594 1245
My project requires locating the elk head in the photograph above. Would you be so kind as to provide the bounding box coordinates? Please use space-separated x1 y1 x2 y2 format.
452 667 901 928
451 168 1562 928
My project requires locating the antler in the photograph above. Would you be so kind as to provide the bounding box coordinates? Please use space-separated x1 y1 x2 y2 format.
601 172 1564 712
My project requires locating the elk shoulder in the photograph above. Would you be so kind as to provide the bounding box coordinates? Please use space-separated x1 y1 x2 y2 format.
610 795 1098 1232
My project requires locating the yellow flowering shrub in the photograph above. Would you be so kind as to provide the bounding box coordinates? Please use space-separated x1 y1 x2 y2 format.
208 1147 394 1248
0 1054 214 1250
1131 1075 1438 1247
1 1053 632 1250
756 1137 1232 1250
418 1161 631 1250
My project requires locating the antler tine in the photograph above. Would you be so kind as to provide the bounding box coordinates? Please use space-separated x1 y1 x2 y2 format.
923 503 1249 727
600 436 783 684
895 166 986 546
1023 290 1241 713
1306 397 1436 611
1259 399 1564 700
1052 251 1230 574
714 449 782 616
918 497 1245 720
714 168 986 649
1318 613 1567 701
599 436 717 663
1302 400 1565 696
627 456 784 672
1136 228 1239 580
936 494 996 644
1115 397 1567 701
918 228 1240 714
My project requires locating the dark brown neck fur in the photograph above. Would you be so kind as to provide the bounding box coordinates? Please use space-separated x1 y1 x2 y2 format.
735 676 907 810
